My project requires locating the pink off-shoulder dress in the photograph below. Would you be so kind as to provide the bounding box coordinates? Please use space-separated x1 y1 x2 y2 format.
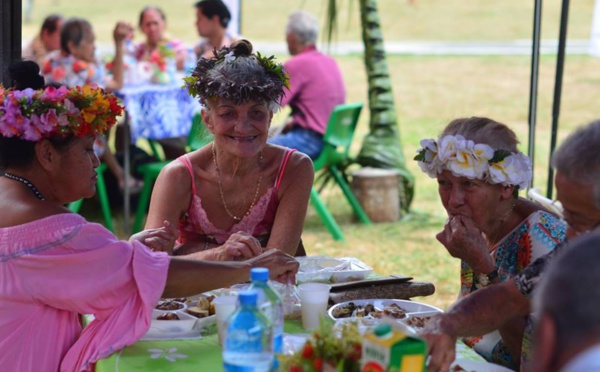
0 213 170 371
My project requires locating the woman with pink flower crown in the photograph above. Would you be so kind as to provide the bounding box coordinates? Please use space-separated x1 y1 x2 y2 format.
0 63 299 371
414 117 566 370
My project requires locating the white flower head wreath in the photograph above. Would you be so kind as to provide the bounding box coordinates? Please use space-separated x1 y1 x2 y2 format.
414 134 532 190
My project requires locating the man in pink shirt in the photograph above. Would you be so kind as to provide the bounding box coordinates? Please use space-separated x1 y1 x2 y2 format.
269 11 346 159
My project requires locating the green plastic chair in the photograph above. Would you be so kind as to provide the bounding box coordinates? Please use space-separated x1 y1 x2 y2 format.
309 102 372 241
68 163 114 232
132 113 213 233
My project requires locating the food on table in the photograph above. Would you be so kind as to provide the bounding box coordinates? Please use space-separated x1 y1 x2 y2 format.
405 315 433 328
157 312 180 321
332 301 372 318
186 294 216 318
186 307 210 318
155 299 185 311
381 303 408 319
331 302 408 320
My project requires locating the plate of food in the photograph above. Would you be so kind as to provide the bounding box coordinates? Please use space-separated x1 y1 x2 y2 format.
296 256 373 283
143 294 218 340
328 299 442 331
402 310 440 330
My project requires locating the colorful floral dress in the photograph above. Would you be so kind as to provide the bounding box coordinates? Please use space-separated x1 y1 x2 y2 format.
42 52 107 88
459 210 566 371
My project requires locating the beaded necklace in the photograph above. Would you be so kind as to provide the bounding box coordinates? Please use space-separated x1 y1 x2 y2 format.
3 172 45 201
212 143 263 221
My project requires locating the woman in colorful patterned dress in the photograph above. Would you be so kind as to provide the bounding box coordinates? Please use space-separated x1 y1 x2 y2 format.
144 40 314 260
415 117 566 370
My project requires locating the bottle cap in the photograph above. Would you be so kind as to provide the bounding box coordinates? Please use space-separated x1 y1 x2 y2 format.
238 290 259 305
374 323 392 337
250 267 269 281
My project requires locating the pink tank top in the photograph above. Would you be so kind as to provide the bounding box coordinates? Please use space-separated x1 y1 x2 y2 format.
177 149 296 245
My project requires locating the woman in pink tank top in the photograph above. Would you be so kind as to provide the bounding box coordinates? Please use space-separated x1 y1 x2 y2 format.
144 40 314 260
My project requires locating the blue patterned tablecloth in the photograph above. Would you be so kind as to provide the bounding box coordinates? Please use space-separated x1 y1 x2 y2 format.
117 83 202 142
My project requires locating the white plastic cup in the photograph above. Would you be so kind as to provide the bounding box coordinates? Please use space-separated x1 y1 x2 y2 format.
213 295 238 345
298 283 331 331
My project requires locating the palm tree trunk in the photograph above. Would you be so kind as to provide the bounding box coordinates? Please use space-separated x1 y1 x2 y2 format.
356 0 414 212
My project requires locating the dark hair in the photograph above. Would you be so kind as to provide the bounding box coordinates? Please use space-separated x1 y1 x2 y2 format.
0 62 75 169
7 60 45 90
195 0 231 28
40 14 63 34
138 6 166 27
60 18 92 54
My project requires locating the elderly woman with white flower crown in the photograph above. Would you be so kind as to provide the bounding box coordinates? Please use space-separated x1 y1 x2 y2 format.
415 117 566 370
144 39 314 260
0 67 299 371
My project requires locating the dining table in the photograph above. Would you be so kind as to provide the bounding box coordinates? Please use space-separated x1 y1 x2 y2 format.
115 79 202 233
95 313 491 371
95 272 444 371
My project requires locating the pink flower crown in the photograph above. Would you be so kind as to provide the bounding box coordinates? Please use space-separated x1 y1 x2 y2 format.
0 85 124 141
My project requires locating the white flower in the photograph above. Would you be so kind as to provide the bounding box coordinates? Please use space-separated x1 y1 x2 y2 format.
419 138 438 162
148 347 188 362
224 51 236 64
489 153 532 189
437 134 463 162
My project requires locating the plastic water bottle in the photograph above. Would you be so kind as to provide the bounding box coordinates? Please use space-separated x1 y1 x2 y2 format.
165 57 177 84
248 267 284 366
184 48 197 76
123 39 138 85
222 290 273 372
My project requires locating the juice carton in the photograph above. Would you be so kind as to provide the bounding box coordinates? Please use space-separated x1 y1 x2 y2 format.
361 322 426 372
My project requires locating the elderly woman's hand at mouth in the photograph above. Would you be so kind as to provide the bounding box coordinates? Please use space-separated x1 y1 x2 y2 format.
436 216 495 274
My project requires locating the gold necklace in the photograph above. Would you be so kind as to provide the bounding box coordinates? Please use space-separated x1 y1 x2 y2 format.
212 143 264 221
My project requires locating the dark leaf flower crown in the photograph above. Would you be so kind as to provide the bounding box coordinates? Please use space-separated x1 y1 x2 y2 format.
184 43 290 107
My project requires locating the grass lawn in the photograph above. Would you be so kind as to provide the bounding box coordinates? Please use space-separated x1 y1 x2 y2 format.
21 0 600 310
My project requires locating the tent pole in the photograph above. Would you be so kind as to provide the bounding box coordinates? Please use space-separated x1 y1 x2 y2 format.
527 0 543 192
547 0 570 198
0 0 22 86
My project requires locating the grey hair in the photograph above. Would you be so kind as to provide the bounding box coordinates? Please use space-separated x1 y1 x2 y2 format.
205 55 281 112
552 120 600 207
534 232 600 353
440 117 520 153
286 11 319 46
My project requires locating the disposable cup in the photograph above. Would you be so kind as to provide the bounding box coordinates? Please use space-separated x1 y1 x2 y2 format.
213 295 238 345
298 283 331 331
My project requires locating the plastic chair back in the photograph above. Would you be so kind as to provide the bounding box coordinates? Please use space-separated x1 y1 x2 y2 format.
187 113 214 151
312 102 363 171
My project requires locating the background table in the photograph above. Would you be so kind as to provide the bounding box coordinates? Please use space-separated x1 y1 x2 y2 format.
117 82 202 143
